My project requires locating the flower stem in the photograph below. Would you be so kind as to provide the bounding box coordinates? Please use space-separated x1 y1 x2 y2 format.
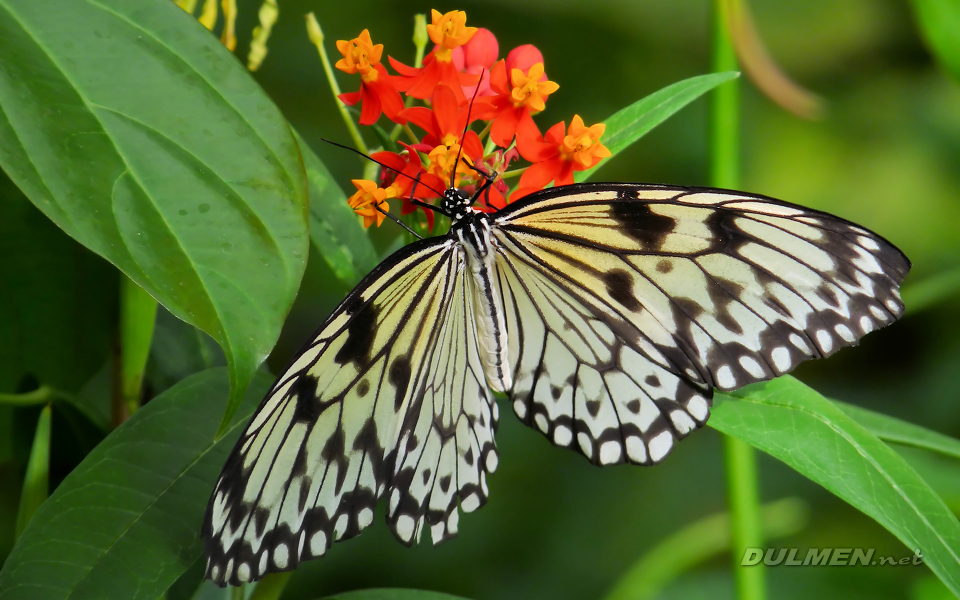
306 13 368 155
712 2 766 600
391 14 429 141
501 166 526 179
119 275 158 418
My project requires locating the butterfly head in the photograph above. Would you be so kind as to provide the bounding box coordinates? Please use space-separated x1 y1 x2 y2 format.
443 187 474 222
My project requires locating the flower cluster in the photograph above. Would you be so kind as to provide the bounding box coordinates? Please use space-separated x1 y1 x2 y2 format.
334 9 610 229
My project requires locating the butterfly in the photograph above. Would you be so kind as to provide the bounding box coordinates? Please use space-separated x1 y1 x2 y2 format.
202 178 910 586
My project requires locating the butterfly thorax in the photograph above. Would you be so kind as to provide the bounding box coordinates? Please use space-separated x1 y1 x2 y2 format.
450 205 512 393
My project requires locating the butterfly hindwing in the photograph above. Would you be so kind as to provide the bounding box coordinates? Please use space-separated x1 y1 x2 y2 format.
203 237 498 585
493 183 909 463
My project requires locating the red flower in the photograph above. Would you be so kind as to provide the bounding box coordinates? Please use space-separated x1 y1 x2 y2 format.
373 145 446 230
514 115 611 199
475 58 559 148
335 30 405 125
390 10 479 103
401 84 484 148
458 27 499 98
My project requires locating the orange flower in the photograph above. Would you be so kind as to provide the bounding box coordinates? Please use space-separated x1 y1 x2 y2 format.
347 179 392 227
390 10 480 103
335 29 382 77
476 58 559 148
513 115 611 199
425 135 485 189
426 9 477 62
336 30 405 125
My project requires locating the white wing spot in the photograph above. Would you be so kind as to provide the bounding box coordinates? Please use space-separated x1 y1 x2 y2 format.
738 356 765 379
686 395 709 422
485 451 498 472
625 436 648 463
461 493 480 513
237 563 250 583
553 424 572 446
513 400 527 419
298 531 305 558
670 411 697 435
396 515 415 542
870 305 889 321
334 514 349 540
359 507 374 528
789 333 811 353
273 543 289 569
816 330 834 353
599 441 622 465
309 530 327 556
431 522 445 542
210 565 220 582
859 236 880 251
534 413 549 433
885 299 900 313
716 365 737 389
389 489 401 514
577 432 594 459
648 431 674 462
859 315 875 334
258 552 268 576
771 346 792 372
835 324 855 342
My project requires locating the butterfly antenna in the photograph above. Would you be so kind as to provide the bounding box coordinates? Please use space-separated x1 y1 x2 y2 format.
319 137 446 198
408 171 451 218
374 205 423 240
449 70 485 191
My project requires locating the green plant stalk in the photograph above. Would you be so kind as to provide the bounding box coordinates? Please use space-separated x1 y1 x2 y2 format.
15 404 52 539
603 497 807 600
306 13 368 155
120 275 158 416
711 1 765 600
249 572 293 600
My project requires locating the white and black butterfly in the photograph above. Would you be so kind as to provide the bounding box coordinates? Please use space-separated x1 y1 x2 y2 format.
202 179 909 586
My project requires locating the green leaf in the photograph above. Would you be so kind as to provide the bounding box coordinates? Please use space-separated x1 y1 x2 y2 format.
0 368 273 600
578 71 740 182
901 266 960 316
319 590 473 600
0 0 309 432
297 132 379 287
838 401 960 460
0 172 117 394
909 0 960 82
13 404 50 540
709 376 960 595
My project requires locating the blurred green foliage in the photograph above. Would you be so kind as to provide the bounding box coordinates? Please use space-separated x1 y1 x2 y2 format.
1 0 960 599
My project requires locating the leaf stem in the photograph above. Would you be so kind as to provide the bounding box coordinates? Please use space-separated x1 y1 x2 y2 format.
306 13 369 155
15 404 51 539
712 2 765 600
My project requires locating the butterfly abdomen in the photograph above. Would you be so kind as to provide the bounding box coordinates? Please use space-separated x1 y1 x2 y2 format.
454 213 512 393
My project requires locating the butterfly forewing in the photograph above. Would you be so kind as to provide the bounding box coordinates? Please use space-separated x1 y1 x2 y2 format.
493 183 909 463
